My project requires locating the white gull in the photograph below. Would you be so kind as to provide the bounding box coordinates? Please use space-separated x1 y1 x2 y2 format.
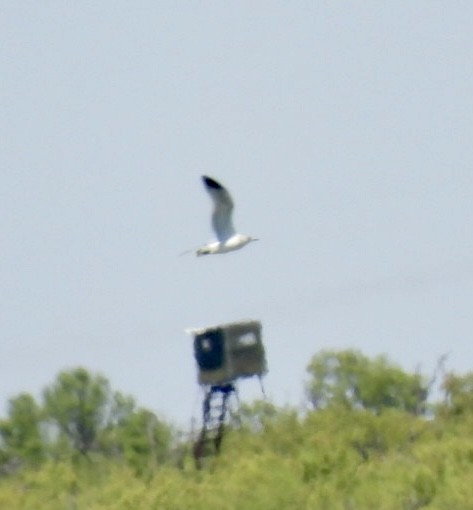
196 176 258 256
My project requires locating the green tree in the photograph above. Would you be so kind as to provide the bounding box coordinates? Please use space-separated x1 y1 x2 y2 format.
42 368 174 468
43 367 111 456
100 393 173 473
115 409 172 474
306 349 427 414
0 393 44 469
239 400 280 432
438 371 473 416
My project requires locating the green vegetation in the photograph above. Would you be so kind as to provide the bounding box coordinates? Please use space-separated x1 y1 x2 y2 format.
1 350 473 509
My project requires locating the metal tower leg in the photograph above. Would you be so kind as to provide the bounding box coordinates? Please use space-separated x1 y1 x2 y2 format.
193 383 238 468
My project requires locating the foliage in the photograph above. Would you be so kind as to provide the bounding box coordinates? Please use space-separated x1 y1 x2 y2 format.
43 368 111 455
101 406 173 475
437 371 473 417
2 352 473 508
306 349 428 414
0 367 173 474
0 393 44 471
2 403 473 509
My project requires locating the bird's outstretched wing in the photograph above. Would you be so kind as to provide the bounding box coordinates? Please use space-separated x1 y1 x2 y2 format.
202 176 236 241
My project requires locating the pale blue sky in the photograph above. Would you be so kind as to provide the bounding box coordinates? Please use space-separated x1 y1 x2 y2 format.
2 2 473 425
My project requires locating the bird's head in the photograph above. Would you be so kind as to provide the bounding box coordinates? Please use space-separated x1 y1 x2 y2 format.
241 235 259 246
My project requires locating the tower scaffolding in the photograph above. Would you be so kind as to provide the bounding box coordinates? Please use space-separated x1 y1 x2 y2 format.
187 320 267 468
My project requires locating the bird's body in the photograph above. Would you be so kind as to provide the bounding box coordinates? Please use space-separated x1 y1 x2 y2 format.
197 176 258 256
196 233 255 256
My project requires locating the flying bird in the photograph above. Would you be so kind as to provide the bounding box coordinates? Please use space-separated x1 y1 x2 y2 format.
196 176 258 256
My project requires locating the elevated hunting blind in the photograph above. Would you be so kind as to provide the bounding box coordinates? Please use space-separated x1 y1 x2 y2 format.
189 320 266 386
188 319 267 468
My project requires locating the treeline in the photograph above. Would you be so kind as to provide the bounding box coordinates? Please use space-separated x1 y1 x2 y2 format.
0 367 173 476
1 350 473 509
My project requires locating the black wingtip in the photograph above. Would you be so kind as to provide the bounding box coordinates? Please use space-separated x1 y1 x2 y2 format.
202 175 224 190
